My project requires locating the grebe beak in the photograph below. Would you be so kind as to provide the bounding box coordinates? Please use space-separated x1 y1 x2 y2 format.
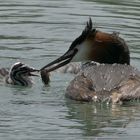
40 18 95 72
40 49 77 72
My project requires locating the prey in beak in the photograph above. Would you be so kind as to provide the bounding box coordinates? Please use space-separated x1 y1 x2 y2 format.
40 49 78 85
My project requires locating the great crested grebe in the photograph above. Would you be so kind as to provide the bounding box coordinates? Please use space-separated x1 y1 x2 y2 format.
40 18 140 103
0 62 39 86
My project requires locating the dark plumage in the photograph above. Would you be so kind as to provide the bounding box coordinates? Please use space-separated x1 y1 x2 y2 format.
66 64 140 103
0 62 38 86
41 18 130 72
40 19 139 103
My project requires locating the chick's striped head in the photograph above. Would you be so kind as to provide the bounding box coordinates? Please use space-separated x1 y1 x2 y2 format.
8 62 39 86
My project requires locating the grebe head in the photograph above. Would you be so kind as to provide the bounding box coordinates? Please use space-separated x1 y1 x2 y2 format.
41 18 130 72
6 62 39 86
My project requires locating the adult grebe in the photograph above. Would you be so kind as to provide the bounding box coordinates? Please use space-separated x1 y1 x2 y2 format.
40 18 140 103
0 62 39 86
41 18 130 72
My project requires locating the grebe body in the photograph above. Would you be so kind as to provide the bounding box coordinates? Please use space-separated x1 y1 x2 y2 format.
40 19 140 103
66 64 140 103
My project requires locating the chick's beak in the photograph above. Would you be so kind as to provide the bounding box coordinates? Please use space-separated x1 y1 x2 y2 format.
28 68 40 76
40 49 77 72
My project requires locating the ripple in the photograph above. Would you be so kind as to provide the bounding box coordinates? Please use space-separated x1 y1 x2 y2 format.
0 0 140 139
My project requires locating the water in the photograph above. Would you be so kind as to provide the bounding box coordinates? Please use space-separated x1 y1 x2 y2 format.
0 0 140 139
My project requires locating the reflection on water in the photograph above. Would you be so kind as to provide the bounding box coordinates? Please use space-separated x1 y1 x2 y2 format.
65 99 140 138
0 0 140 139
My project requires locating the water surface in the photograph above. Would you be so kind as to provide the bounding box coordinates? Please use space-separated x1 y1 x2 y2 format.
0 0 140 139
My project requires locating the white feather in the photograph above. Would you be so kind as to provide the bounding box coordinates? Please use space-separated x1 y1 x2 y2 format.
71 41 90 62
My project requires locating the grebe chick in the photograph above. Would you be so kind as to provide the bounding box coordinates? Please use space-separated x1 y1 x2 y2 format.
0 62 39 86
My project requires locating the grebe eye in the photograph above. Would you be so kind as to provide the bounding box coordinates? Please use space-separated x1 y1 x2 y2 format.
74 48 78 53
